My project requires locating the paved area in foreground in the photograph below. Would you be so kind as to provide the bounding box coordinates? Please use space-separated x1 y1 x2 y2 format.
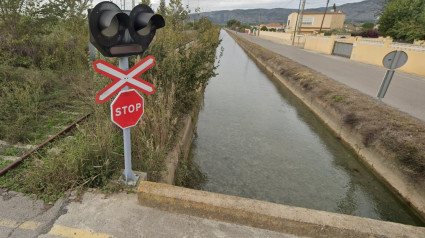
235 31 425 121
1 189 300 238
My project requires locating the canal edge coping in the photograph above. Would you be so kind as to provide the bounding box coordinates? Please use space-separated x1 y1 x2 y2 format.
137 181 425 237
227 30 425 222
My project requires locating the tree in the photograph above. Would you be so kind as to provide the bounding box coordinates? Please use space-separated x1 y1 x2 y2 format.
167 0 189 31
332 3 336 11
0 0 90 68
378 0 425 41
226 19 240 28
0 0 39 37
157 0 166 16
362 22 374 29
139 0 151 7
195 17 213 33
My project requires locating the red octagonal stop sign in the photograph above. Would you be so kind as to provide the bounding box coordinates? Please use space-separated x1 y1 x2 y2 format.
110 89 144 129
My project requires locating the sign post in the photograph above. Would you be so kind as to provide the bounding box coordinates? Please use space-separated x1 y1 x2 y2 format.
119 57 138 185
110 88 145 183
376 50 408 105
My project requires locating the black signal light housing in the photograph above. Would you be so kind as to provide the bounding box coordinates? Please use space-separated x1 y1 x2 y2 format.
89 1 165 57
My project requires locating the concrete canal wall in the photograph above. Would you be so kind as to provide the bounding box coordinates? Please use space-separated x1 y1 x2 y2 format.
138 181 425 237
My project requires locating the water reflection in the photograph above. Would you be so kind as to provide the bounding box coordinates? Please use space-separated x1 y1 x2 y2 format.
185 30 423 226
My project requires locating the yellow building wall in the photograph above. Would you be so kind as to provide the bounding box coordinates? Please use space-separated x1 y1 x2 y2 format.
259 31 299 45
286 13 298 32
329 14 345 29
303 35 425 76
305 15 323 28
351 38 425 76
304 35 335 54
286 13 345 33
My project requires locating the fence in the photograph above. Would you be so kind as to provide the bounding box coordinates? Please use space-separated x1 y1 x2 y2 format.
258 31 305 47
304 35 425 76
256 31 425 76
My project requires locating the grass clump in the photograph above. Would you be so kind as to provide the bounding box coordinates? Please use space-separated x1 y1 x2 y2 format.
3 147 19 156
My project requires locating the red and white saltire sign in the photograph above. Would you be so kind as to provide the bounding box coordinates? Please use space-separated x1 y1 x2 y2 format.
93 56 155 104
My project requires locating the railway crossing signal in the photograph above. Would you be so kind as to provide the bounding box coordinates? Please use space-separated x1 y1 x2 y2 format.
93 56 155 103
88 1 165 57
89 1 165 186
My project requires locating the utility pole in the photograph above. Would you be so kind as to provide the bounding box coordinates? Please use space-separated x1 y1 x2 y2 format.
319 0 330 34
258 14 261 36
292 0 306 46
132 0 135 8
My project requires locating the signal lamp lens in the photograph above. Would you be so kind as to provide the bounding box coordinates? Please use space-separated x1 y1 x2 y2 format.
100 15 119 37
134 13 165 36
99 12 129 37
135 13 153 36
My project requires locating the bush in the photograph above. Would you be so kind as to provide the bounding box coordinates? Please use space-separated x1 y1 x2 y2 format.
353 29 381 38
362 22 374 29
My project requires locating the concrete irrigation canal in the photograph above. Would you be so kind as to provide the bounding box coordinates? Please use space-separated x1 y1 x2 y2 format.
185 30 423 226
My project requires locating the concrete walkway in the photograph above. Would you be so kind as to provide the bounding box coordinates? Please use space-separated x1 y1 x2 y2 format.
41 192 299 238
0 188 299 238
3 183 425 237
235 31 425 121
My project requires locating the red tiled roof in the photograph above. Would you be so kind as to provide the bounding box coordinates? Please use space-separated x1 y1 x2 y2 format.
292 11 345 15
266 23 283 27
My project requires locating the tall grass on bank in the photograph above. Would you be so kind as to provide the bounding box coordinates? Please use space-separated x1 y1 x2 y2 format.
0 66 92 143
129 22 221 181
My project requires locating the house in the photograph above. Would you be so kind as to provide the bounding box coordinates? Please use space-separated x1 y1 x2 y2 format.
260 23 284 31
286 11 345 34
343 22 362 32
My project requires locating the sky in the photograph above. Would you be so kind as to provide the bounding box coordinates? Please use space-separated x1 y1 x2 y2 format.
92 0 368 12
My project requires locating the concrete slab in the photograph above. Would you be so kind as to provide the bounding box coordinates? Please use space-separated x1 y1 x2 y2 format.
138 181 425 238
40 191 298 238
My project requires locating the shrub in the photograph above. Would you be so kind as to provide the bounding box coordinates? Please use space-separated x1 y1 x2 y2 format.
353 29 381 38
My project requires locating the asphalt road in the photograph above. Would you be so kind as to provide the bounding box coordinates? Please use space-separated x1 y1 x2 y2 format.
235 32 425 121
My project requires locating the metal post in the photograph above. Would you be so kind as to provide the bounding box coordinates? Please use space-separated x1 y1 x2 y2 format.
376 51 401 105
119 57 139 185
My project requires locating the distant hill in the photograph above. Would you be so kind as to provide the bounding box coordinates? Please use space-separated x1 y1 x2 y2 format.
190 0 384 25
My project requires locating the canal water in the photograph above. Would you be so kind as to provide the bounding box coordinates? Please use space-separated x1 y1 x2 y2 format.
186 30 423 226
